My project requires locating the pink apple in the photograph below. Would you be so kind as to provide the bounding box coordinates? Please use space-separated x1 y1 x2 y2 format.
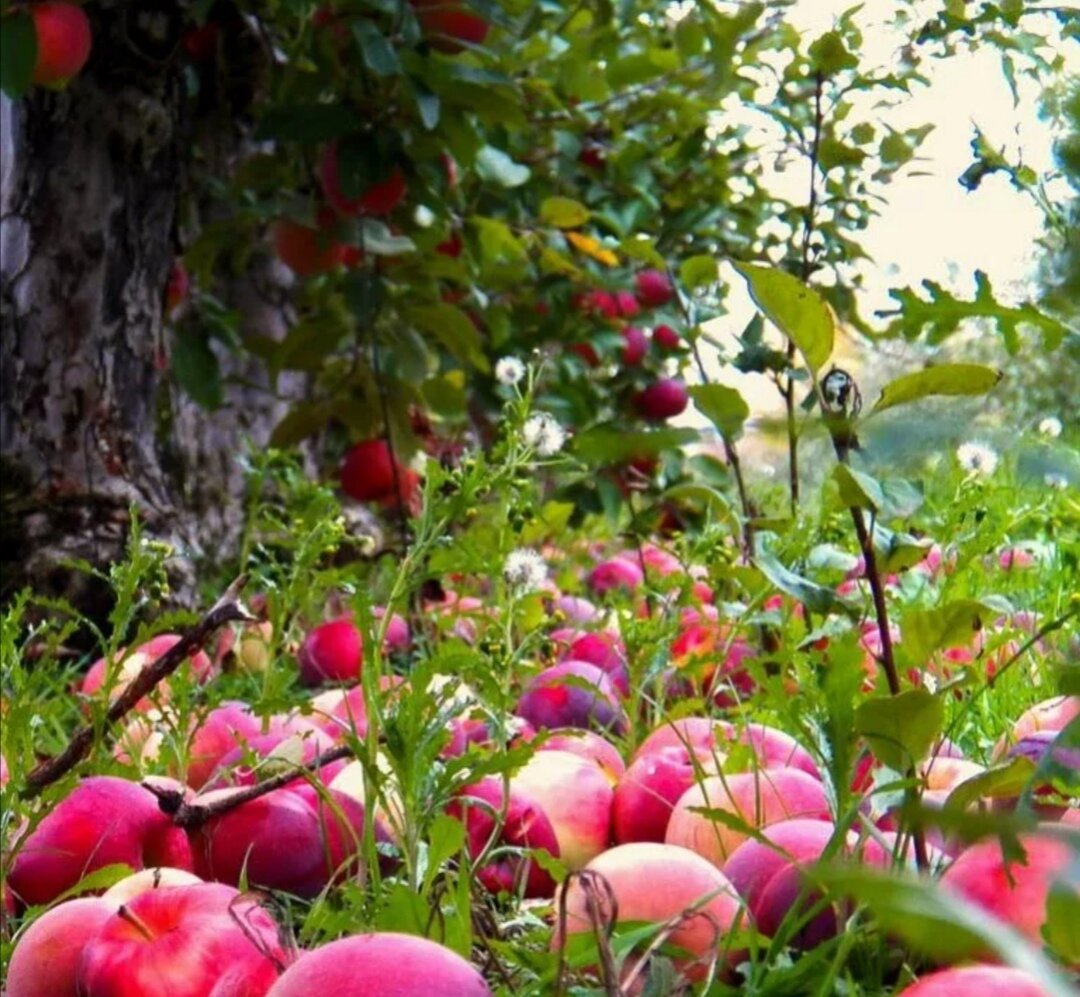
182 701 271 790
266 932 490 996
554 843 746 985
634 269 675 308
635 716 734 763
511 749 614 869
77 882 286 997
894 965 1052 997
203 729 340 790
80 636 213 710
447 776 560 898
540 728 626 781
7 897 113 997
613 745 723 844
8 777 193 908
940 832 1074 951
551 629 629 695
101 867 203 907
587 557 644 594
666 768 831 868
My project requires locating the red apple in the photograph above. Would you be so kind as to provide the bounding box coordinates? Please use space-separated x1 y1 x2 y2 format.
634 269 675 308
636 378 689 421
339 439 401 503
183 701 274 790
411 0 490 53
587 556 644 594
265 932 491 996
554 843 747 984
621 326 648 365
7 897 113 997
515 660 628 736
614 290 641 319
894 965 1052 997
101 867 203 907
31 2 92 87
447 776 560 898
552 629 629 696
203 728 339 789
271 214 353 277
188 786 366 899
77 882 286 997
652 324 682 351
319 144 407 217
8 777 193 908
540 728 626 781
297 617 364 686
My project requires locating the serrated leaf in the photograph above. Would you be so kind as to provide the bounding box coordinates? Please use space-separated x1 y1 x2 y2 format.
476 146 530 188
679 255 719 290
689 384 749 441
855 689 944 770
539 197 590 229
871 363 1003 414
876 271 1070 353
0 12 37 98
832 465 884 511
733 263 834 372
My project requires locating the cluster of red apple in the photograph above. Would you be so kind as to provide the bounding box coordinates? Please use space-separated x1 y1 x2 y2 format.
3 541 1076 995
571 269 692 423
25 2 91 88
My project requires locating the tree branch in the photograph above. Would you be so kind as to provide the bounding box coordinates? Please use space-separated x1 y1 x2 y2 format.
145 741 355 829
22 575 256 797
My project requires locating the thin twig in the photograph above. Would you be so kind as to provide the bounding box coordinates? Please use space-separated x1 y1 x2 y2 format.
22 575 256 797
144 741 355 829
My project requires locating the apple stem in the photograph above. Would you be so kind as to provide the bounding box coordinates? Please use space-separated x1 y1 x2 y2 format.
117 904 155 941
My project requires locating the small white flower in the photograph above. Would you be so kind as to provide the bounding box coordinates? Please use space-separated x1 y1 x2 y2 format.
1038 416 1063 438
495 356 526 386
413 204 436 228
956 440 998 478
503 547 547 591
1045 472 1068 491
523 413 566 457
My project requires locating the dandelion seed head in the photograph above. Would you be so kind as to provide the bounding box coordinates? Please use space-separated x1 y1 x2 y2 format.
956 440 998 478
523 413 566 457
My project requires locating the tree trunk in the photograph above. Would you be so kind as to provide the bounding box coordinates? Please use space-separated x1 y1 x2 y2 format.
0 5 296 622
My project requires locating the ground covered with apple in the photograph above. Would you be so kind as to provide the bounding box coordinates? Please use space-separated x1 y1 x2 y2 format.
2 409 1077 997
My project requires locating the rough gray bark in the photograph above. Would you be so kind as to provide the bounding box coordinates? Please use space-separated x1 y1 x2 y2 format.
0 6 301 617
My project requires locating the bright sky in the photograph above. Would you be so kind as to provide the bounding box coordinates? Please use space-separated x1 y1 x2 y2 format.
687 0 1078 421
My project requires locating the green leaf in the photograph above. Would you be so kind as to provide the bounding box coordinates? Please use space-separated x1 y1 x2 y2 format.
269 402 335 448
946 756 1037 811
900 600 994 667
818 866 1079 996
832 465 884 511
755 551 850 617
539 197 590 229
876 271 1070 354
808 31 858 75
413 83 440 130
172 329 223 410
353 19 401 76
255 103 361 143
1045 880 1080 965
854 689 945 770
679 255 719 290
475 146 531 188
572 428 698 467
406 303 489 371
689 384 749 441
733 263 834 373
0 11 37 99
422 813 466 894
871 363 1003 414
